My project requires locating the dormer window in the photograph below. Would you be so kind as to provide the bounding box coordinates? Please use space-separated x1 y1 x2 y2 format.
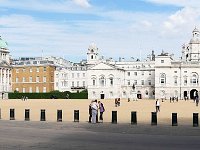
91 55 93 59
91 49 94 53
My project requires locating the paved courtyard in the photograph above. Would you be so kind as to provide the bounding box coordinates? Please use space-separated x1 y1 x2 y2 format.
0 121 200 150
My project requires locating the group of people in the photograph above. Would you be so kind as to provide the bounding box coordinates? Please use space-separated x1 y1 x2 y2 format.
21 96 28 101
115 98 121 107
89 100 105 124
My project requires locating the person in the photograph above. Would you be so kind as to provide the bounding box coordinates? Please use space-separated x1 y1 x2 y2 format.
115 98 118 107
155 99 160 112
98 101 105 122
88 101 92 123
196 94 199 106
91 100 98 124
118 98 120 106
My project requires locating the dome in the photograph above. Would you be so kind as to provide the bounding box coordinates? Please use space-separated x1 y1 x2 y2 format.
193 27 200 33
0 36 8 49
190 37 200 44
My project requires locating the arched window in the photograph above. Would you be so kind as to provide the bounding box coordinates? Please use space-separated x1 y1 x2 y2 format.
191 73 198 85
109 77 113 86
91 55 93 59
160 73 166 85
91 76 96 86
99 76 105 86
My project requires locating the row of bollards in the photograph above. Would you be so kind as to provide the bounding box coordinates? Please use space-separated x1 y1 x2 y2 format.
2 109 200 126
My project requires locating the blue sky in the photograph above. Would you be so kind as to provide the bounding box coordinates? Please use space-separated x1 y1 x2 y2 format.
0 0 200 62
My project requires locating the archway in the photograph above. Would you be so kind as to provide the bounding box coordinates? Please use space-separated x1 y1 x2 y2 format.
190 89 198 99
137 91 142 99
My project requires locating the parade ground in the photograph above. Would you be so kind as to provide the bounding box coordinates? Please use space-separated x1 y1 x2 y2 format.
1 99 200 150
0 99 200 125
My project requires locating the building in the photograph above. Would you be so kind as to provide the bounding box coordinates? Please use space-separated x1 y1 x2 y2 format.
0 36 12 99
12 57 55 93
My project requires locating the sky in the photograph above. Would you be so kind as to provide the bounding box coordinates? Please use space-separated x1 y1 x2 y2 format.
0 0 200 62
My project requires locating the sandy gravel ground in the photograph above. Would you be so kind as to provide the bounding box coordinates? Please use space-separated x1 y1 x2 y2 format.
0 99 199 125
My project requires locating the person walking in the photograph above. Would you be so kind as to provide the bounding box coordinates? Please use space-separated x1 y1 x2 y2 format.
91 100 98 124
155 99 160 112
88 101 92 123
98 101 105 123
196 94 199 106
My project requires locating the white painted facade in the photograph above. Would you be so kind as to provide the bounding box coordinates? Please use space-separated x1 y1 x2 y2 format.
0 36 12 99
54 28 200 100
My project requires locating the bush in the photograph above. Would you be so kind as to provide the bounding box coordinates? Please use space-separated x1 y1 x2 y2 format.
8 91 88 99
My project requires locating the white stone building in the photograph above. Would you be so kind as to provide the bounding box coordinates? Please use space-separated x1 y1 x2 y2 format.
0 36 12 99
54 28 200 100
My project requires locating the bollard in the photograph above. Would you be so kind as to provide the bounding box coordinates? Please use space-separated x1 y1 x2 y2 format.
112 111 117 124
193 113 199 127
25 109 30 121
151 112 157 125
57 110 62 122
172 113 178 126
40 109 46 121
10 109 15 120
131 111 137 125
74 110 79 122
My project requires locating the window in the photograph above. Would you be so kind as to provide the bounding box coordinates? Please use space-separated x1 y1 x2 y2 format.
91 55 93 59
22 77 25 82
127 72 130 76
29 76 32 82
141 71 144 75
72 81 74 87
22 88 25 93
134 72 137 76
36 67 39 72
184 77 187 85
110 78 113 86
56 82 58 87
83 73 85 77
141 80 144 85
145 90 148 95
36 76 39 82
36 87 39 93
43 76 46 83
83 81 85 87
174 71 177 73
134 80 137 85
77 81 79 87
191 73 198 85
77 73 80 78
16 69 19 73
16 77 18 83
148 80 151 85
43 87 46 93
22 68 26 72
43 67 46 72
161 60 164 63
184 71 187 73
174 77 178 86
72 73 74 78
30 68 32 72
127 80 130 85
100 76 105 86
93 79 96 86
110 91 113 97
160 73 166 84
149 71 151 75
29 87 32 93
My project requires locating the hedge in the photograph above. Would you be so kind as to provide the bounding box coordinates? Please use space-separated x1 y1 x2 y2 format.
8 91 88 99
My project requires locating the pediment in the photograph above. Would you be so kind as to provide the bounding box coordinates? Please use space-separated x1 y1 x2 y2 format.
0 61 11 68
89 62 118 70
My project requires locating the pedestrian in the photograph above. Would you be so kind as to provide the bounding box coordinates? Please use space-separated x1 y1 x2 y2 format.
196 95 199 107
115 98 118 107
155 99 160 112
118 98 120 106
88 101 92 123
98 101 105 123
91 100 98 124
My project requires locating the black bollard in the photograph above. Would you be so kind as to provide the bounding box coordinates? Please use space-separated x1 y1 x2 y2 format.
10 109 15 120
57 110 62 122
40 109 46 121
25 109 30 121
74 110 79 122
131 111 137 125
193 113 199 127
151 112 157 125
172 113 178 126
112 111 117 124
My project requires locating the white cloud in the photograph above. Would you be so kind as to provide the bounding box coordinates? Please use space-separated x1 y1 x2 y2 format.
72 0 91 8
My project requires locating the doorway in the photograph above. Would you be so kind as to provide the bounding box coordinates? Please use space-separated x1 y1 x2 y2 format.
100 94 105 99
190 89 198 99
184 91 187 98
